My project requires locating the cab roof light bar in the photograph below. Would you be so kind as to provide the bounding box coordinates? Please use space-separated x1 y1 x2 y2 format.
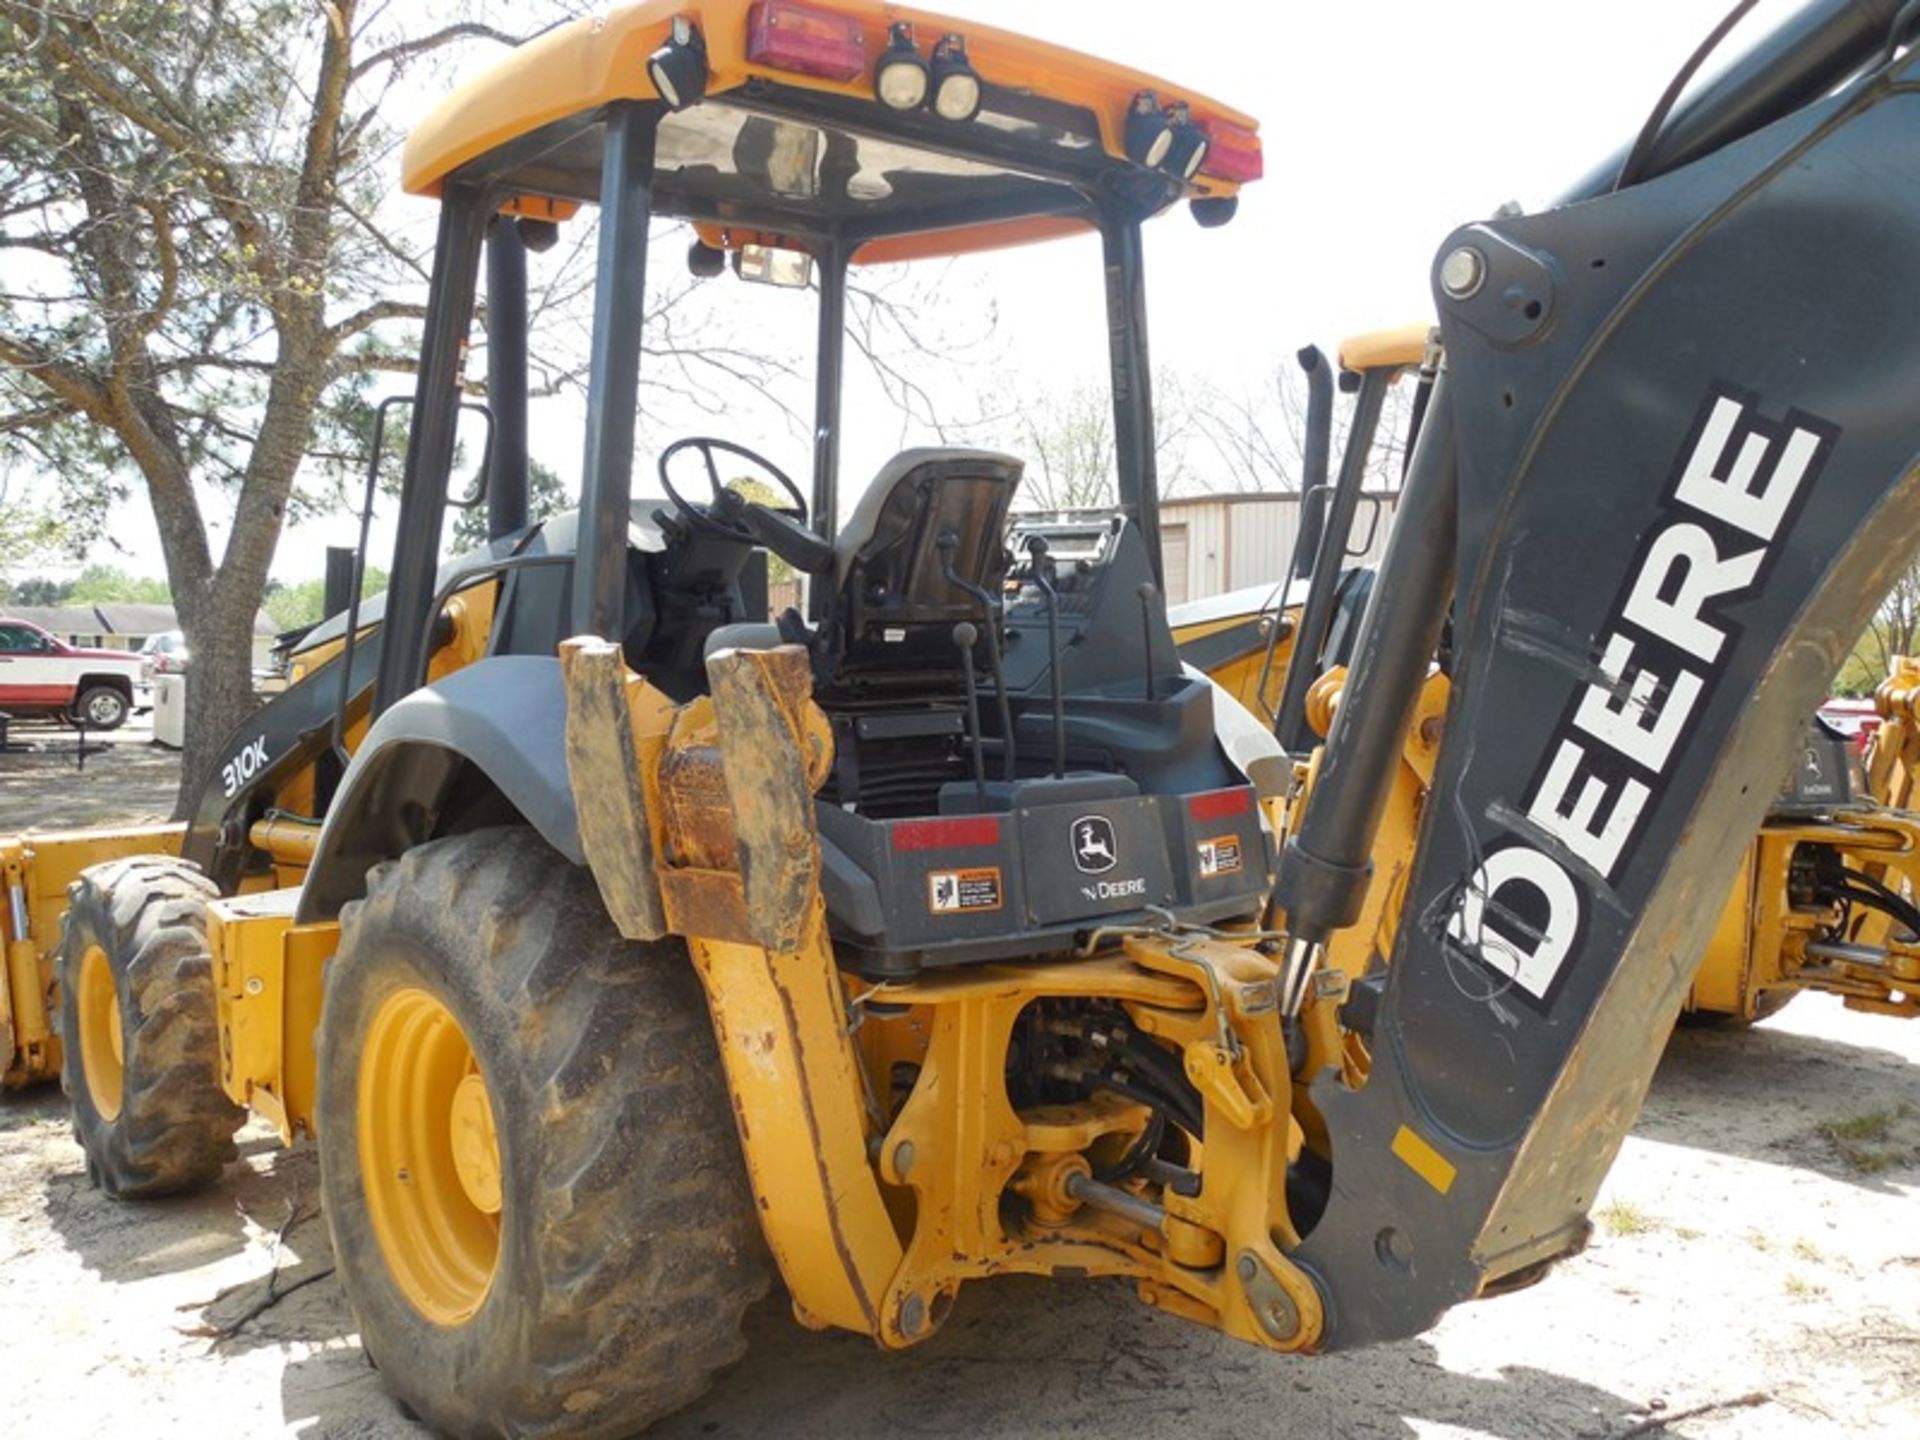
748 0 868 83
1198 118 1263 184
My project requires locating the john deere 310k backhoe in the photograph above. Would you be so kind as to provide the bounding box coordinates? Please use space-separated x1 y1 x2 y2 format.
6 2 1920 1435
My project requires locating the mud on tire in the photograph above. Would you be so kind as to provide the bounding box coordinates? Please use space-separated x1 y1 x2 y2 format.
317 827 769 1439
57 857 245 1198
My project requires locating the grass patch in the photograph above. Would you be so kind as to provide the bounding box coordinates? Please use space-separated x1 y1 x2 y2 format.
1597 1200 1658 1237
1792 1238 1821 1263
1821 1110 1895 1144
1836 1146 1908 1175
1673 1226 1703 1243
1818 1107 1917 1175
1784 1274 1818 1298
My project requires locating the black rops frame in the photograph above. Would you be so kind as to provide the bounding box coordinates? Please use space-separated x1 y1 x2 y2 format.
374 92 1187 715
372 187 490 718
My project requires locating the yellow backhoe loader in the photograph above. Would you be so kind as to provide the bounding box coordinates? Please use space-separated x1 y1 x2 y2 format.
5 3 1920 1437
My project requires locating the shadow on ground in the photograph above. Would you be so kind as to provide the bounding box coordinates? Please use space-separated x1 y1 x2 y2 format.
652 1279 1650 1440
38 1123 321 1288
1642 1016 1920 1194
0 1085 66 1134
279 1275 1652 1440
0 717 178 830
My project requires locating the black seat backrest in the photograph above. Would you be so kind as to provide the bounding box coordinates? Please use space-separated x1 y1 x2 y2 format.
828 449 1023 685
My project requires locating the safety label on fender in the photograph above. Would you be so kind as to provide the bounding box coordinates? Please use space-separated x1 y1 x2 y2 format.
929 867 1002 914
1197 835 1243 878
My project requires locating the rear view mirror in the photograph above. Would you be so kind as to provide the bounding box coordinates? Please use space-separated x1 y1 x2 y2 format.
734 244 813 290
446 402 496 511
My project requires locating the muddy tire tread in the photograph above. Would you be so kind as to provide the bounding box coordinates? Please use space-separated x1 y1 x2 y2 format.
57 856 243 1199
319 827 767 1440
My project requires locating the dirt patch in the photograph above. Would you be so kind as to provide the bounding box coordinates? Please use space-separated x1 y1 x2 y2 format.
0 715 181 830
1 994 1915 1437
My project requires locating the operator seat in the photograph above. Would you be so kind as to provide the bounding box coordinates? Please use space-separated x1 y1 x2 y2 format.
704 447 1023 662
830 448 1021 586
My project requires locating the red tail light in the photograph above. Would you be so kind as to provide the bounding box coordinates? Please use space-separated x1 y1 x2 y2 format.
892 817 1002 852
1188 787 1253 822
748 0 867 83
1198 120 1263 184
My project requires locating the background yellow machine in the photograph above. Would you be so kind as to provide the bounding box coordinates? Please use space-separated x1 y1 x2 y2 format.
5 3 1920 1439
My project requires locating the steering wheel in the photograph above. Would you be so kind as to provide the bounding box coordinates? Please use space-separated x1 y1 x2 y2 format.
657 436 807 541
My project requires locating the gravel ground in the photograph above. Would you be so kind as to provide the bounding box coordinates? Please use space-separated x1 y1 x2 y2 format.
0 712 182 830
0 994 1914 1439
3 716 1915 1436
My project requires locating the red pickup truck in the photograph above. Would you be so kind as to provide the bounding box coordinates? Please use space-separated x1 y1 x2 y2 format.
0 618 144 729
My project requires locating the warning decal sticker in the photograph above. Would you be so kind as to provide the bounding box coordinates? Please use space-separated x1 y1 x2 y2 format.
929 867 1004 914
1197 835 1243 879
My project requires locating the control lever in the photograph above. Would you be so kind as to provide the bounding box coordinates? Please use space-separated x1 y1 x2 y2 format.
939 531 1017 782
1137 582 1162 702
952 622 989 806
1025 534 1067 777
710 487 836 574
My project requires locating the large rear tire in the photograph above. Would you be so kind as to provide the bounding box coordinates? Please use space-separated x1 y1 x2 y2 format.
317 827 767 1439
57 857 245 1197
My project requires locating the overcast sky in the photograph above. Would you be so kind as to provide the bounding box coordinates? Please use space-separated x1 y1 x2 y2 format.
73 0 1814 583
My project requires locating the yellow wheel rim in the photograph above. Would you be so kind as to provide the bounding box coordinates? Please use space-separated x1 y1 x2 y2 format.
77 945 124 1122
358 986 502 1325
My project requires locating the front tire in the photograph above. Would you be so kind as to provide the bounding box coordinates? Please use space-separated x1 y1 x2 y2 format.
57 857 245 1197
73 684 128 730
317 828 767 1439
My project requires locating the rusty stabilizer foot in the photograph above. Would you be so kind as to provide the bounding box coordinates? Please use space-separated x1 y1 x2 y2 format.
560 636 666 941
706 645 832 954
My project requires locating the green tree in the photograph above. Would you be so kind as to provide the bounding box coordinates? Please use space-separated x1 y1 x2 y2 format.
66 563 171 605
0 1 547 814
263 566 389 633
449 460 570 553
0 474 68 591
2 576 70 607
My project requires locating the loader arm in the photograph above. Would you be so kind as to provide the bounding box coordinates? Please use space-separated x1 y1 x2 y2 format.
1284 44 1920 1345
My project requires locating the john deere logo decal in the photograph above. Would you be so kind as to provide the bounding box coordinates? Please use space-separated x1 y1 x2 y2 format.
1071 816 1117 874
1443 383 1837 1009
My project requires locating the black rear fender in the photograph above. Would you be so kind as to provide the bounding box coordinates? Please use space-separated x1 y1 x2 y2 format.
294 656 582 923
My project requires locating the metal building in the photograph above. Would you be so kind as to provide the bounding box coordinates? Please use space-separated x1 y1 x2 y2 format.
1022 491 1402 606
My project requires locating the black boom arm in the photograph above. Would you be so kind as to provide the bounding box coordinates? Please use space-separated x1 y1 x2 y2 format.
1288 35 1920 1346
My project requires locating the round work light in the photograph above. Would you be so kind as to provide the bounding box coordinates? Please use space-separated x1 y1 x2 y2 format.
687 239 727 279
1160 104 1210 182
929 34 983 122
647 16 708 112
1124 91 1174 170
874 22 930 111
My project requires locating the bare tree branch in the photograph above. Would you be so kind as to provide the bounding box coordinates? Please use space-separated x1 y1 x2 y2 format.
349 20 555 82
